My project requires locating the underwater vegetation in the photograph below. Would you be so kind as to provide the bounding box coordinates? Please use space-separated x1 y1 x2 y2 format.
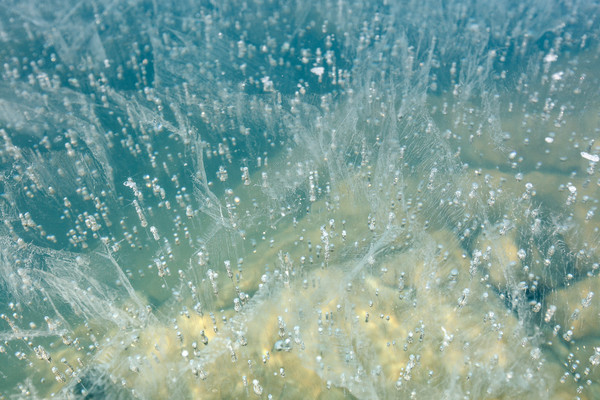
0 0 599 398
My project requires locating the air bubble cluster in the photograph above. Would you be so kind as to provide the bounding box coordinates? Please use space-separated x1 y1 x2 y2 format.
0 0 599 398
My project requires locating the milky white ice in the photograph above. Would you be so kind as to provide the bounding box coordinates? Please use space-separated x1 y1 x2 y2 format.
0 0 599 399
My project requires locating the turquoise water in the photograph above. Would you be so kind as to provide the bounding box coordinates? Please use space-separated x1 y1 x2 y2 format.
0 0 599 398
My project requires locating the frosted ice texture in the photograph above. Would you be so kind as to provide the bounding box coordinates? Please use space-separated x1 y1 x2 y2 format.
0 0 599 398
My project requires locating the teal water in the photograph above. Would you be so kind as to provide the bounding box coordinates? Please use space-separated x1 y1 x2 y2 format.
0 0 599 398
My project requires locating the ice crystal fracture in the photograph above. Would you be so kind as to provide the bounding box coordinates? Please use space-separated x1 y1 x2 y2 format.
0 0 599 398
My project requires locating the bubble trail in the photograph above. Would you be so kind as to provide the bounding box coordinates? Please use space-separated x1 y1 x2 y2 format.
0 0 599 399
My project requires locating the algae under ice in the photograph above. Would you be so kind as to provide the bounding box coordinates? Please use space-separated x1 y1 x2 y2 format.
0 0 599 398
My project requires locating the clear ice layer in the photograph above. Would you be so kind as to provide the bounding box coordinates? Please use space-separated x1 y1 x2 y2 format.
0 0 599 398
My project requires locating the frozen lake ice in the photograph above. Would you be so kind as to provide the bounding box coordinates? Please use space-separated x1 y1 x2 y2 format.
0 0 599 398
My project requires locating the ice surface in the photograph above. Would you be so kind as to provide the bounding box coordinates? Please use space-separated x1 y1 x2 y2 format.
0 0 599 398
